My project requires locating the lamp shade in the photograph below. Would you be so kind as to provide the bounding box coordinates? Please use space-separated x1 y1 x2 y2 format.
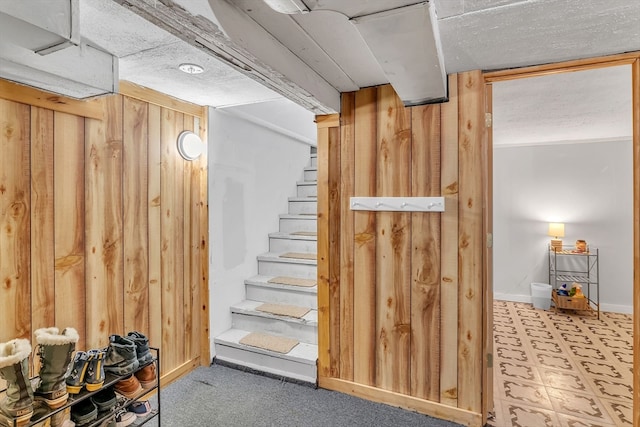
548 223 565 238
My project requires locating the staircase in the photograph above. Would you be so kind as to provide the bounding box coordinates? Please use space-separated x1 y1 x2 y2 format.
213 150 318 384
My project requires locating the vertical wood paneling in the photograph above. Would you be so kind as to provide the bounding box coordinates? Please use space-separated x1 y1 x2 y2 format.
317 124 331 378
439 74 460 407
30 107 55 332
85 96 124 349
353 88 378 386
339 93 355 380
328 126 341 377
147 104 162 355
457 71 484 412
1 82 209 385
410 104 441 401
375 85 412 394
123 97 149 335
54 112 86 348
197 113 210 364
0 99 31 341
160 108 185 370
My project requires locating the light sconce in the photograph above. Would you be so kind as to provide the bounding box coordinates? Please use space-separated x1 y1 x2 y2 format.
548 222 565 252
177 131 205 161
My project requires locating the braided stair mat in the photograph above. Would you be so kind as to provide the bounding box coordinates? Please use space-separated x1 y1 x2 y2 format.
256 303 310 318
268 276 316 287
239 332 299 354
279 252 317 260
291 231 317 236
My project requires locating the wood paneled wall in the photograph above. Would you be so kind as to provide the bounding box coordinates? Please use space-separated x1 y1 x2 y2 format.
317 71 488 427
0 80 209 382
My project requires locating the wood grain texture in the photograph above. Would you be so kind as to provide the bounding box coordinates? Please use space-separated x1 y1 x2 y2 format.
196 115 210 365
375 85 412 394
439 73 460 407
339 93 355 380
160 108 185 371
410 104 442 401
85 95 124 349
631 57 640 427
30 107 55 332
353 87 378 386
456 71 484 412
147 103 163 356
328 126 341 377
53 112 86 348
482 83 494 422
0 80 103 120
316 124 331 378
119 81 204 118
123 97 149 335
0 99 31 341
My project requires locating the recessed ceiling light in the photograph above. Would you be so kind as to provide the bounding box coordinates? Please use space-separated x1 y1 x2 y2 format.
179 63 204 74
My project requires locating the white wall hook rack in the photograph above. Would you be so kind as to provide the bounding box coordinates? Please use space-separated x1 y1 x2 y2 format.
350 197 445 212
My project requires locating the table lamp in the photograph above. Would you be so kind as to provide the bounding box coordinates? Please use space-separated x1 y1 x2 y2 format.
548 223 564 252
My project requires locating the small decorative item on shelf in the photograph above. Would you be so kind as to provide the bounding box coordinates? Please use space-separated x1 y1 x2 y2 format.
575 239 587 253
557 283 569 296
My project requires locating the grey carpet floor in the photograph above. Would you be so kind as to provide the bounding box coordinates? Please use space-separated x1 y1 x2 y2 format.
143 363 464 427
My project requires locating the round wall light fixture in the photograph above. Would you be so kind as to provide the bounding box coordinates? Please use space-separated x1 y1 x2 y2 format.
177 131 205 161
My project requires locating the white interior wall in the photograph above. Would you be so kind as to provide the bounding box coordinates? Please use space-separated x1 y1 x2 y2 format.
493 139 633 314
207 99 316 357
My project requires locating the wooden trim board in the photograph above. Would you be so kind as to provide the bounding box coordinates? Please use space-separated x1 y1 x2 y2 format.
119 80 206 118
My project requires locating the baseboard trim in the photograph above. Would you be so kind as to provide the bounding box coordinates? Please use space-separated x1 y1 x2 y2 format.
493 293 633 314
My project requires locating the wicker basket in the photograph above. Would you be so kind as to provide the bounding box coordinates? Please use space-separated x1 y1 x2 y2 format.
552 290 588 310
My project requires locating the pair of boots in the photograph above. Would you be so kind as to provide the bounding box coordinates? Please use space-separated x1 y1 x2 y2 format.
0 328 78 426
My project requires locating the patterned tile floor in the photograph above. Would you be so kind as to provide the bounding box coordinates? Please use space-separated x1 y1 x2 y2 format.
489 300 633 427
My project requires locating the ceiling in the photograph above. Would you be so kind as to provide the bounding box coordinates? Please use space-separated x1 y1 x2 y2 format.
1 0 638 144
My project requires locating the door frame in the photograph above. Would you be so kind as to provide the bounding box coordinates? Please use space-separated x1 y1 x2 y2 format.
482 51 640 424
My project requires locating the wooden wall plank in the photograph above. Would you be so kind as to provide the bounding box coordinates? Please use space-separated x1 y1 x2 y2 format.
123 97 150 335
456 71 484 412
30 107 55 332
53 112 86 348
85 95 124 349
160 108 185 371
119 81 205 118
375 85 412 394
196 114 210 365
631 57 640 427
316 124 331 378
410 104 442 401
339 93 355 380
0 99 31 341
0 80 104 120
353 88 378 386
439 74 460 407
147 104 163 355
328 126 341 377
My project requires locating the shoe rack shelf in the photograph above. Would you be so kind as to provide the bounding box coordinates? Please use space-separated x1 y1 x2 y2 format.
5 347 160 427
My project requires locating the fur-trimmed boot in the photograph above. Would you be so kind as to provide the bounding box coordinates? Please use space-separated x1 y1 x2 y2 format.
33 327 79 409
0 338 34 426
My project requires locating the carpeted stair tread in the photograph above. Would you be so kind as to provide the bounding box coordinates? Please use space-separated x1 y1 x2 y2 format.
239 332 299 354
280 252 317 260
256 303 311 318
268 276 316 288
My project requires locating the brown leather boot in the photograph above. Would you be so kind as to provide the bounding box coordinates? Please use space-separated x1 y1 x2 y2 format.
134 363 157 389
114 375 142 399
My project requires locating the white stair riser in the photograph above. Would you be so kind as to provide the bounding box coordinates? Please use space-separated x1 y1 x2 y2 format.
269 237 317 253
310 156 317 167
288 200 317 215
258 259 316 278
246 284 317 308
279 217 317 232
231 313 317 344
303 169 317 181
213 344 316 384
297 184 317 198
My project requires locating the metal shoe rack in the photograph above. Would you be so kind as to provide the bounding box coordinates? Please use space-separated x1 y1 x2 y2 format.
5 347 160 427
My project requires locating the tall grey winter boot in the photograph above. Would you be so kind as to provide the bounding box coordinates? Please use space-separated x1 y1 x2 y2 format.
33 327 79 409
0 338 34 426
